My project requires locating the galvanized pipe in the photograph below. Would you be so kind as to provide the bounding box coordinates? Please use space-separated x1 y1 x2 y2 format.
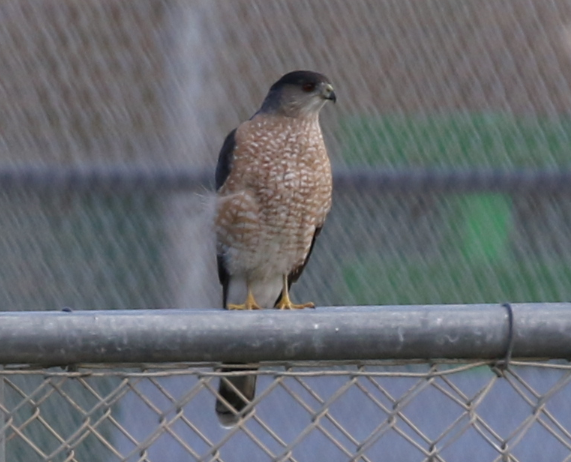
0 304 570 365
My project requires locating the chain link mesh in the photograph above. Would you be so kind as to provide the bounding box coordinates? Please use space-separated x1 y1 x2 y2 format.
1 0 571 461
3 361 571 461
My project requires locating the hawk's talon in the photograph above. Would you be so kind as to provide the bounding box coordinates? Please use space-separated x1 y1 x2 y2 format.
227 303 263 310
227 303 263 311
275 275 314 310
276 300 315 310
227 290 263 310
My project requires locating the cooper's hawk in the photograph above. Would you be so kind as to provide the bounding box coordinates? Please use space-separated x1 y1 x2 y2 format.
214 70 336 426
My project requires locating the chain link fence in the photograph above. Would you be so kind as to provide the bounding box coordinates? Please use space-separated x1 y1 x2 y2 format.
3 360 571 462
2 0 571 461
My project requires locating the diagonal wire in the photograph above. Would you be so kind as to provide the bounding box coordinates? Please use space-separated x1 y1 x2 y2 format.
349 375 436 460
279 366 375 461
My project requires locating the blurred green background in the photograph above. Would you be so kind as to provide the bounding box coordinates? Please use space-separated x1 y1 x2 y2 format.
339 114 571 305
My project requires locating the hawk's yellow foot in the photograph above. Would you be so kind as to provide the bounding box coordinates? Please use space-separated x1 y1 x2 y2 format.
227 289 263 310
276 298 315 310
275 276 315 310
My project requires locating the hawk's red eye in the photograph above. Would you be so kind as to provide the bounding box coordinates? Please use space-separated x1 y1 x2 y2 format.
302 82 316 92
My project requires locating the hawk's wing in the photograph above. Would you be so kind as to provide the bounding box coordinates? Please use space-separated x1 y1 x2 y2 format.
215 128 236 190
215 128 237 307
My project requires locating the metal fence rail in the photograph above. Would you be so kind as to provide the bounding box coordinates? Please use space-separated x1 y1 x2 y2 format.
1 304 571 365
2 305 571 462
1 167 571 194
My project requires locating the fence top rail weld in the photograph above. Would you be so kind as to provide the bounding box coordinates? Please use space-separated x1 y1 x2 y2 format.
0 303 570 365
0 166 569 193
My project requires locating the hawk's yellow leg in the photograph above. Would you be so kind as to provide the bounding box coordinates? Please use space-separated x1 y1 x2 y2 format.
227 288 263 310
275 275 315 310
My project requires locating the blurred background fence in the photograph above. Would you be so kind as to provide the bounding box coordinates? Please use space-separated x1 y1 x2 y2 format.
1 0 571 460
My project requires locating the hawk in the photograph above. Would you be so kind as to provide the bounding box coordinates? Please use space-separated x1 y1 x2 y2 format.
214 70 336 426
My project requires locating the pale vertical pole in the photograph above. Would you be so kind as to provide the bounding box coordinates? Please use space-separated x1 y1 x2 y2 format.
0 368 5 462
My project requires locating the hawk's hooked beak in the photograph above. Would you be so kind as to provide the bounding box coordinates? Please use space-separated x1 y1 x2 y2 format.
322 83 336 104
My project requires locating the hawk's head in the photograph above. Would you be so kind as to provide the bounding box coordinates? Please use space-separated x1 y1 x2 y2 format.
259 70 336 118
